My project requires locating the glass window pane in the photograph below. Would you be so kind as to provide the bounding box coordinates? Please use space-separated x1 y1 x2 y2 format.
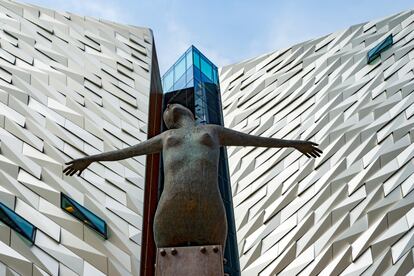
200 57 213 80
367 34 393 64
213 69 218 84
9 212 34 239
174 71 187 91
163 70 173 92
186 66 193 85
186 51 192 69
174 56 186 83
61 193 108 239
186 79 194 88
193 51 200 69
0 202 36 242
82 205 107 234
193 63 201 81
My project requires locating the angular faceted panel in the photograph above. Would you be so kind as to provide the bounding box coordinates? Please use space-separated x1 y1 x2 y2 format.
0 1 155 274
367 34 393 64
220 11 414 276
0 201 36 243
61 193 108 239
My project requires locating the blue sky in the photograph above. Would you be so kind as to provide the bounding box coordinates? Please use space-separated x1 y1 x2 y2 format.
24 0 413 74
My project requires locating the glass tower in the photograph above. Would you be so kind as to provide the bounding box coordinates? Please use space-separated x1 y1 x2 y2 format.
161 46 240 276
162 46 221 124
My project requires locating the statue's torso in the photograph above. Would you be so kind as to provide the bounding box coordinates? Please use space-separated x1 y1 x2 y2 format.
153 124 227 247
162 125 220 191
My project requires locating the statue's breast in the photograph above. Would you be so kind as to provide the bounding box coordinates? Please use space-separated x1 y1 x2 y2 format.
164 127 217 150
165 134 182 148
196 132 215 147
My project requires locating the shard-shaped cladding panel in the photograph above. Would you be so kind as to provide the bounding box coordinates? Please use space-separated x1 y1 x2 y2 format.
219 10 414 275
0 0 154 275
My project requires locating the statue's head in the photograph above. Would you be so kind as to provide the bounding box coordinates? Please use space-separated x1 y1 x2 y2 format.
163 103 195 129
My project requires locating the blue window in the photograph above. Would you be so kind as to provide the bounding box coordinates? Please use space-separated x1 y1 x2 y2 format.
212 69 217 84
186 66 194 86
193 63 201 81
61 193 108 239
174 56 186 83
367 34 393 64
200 57 213 81
163 69 174 92
186 51 192 70
193 50 200 69
173 70 187 91
0 201 36 243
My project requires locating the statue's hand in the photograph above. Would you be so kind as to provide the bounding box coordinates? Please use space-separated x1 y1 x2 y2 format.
63 157 92 176
294 141 323 158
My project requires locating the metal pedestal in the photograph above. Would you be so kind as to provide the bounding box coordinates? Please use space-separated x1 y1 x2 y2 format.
155 245 224 276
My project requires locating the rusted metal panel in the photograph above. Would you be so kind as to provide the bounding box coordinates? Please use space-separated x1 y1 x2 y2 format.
140 42 164 276
155 245 224 276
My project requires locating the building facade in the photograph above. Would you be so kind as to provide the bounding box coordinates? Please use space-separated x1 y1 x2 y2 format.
0 0 161 275
220 10 414 276
0 0 413 275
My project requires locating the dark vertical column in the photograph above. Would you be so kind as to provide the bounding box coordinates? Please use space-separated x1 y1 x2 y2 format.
140 40 163 276
201 83 241 276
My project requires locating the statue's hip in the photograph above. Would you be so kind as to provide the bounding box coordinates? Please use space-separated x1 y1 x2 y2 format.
153 190 227 247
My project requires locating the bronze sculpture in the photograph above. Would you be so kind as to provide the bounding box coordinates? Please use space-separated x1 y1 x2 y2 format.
63 103 323 248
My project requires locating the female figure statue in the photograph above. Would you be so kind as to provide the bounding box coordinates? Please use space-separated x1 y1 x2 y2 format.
63 103 322 248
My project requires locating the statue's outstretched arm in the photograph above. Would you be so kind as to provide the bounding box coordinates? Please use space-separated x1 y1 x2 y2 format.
214 125 322 158
63 133 164 176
